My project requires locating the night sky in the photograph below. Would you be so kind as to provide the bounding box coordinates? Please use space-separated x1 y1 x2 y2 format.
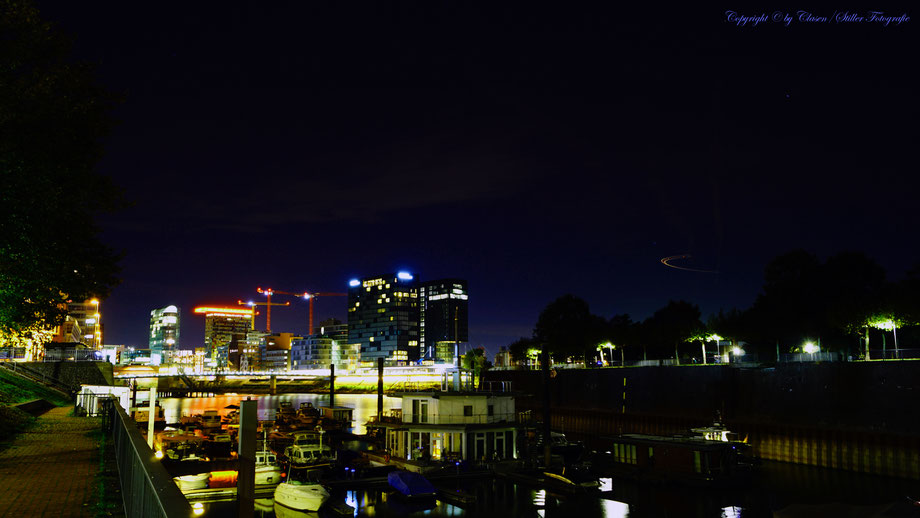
36 4 918 354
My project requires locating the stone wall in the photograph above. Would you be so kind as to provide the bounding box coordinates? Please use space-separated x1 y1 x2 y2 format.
22 362 114 388
486 362 920 477
487 361 920 434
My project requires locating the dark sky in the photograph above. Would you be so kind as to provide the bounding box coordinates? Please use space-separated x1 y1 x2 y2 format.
36 4 918 354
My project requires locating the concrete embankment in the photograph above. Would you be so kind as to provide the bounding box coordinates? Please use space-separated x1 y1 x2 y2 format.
18 361 113 388
486 362 920 478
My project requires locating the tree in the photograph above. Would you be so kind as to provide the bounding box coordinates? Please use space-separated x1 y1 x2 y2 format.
643 300 703 362
533 295 605 363
606 313 638 363
749 250 823 347
822 251 886 356
0 1 122 336
461 346 489 387
507 336 539 367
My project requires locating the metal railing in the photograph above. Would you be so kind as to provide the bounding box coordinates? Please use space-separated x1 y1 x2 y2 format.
866 348 920 360
43 347 105 362
403 411 517 425
0 347 26 360
102 397 192 518
779 352 843 363
0 361 75 395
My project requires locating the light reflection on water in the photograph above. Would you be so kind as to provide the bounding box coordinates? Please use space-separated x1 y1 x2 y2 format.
171 394 919 517
158 393 401 434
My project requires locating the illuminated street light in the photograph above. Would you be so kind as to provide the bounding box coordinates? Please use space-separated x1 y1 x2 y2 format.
732 346 744 356
869 317 900 359
803 341 819 354
597 342 615 366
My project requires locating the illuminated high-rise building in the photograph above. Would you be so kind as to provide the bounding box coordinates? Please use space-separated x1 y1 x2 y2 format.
193 306 254 366
149 305 180 364
292 319 358 370
419 279 468 363
347 272 420 365
66 299 102 347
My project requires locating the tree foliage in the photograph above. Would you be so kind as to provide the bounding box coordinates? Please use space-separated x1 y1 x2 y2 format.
507 336 539 364
747 250 889 353
511 250 915 364
0 0 122 334
642 300 702 359
533 294 606 361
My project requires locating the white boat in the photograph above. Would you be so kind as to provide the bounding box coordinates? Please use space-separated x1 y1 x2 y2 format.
173 472 209 491
255 449 283 485
273 480 330 511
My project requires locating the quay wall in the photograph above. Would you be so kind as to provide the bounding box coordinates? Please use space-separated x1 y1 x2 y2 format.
21 361 113 388
486 362 920 478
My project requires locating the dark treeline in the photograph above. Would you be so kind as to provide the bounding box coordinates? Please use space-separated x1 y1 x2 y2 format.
507 250 920 364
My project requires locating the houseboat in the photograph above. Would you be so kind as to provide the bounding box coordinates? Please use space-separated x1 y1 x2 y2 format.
591 433 755 486
375 377 518 463
318 405 354 432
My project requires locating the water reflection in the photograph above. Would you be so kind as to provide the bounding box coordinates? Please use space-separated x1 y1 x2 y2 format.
159 393 401 434
198 466 919 518
172 394 917 517
272 502 319 518
600 499 629 518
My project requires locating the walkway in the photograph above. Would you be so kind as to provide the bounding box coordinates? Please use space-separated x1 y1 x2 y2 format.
0 406 105 517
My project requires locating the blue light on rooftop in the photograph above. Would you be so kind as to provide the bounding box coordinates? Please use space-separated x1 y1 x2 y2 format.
397 271 413 280
348 279 360 287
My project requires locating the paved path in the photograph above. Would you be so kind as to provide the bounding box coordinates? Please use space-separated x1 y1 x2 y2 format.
0 406 103 517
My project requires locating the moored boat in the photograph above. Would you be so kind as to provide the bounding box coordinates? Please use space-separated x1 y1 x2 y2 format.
387 470 437 499
273 480 330 511
173 472 209 491
591 432 755 486
255 448 283 485
284 430 334 468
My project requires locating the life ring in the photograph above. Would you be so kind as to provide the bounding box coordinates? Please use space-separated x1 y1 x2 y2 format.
384 453 390 463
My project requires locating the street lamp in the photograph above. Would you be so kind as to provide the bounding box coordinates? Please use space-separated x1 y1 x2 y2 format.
870 318 899 360
705 334 723 365
597 342 615 366
803 341 819 361
866 315 901 359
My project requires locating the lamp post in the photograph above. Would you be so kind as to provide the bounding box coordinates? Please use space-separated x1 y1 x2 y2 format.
597 342 614 366
706 334 723 365
869 317 900 361
803 341 818 361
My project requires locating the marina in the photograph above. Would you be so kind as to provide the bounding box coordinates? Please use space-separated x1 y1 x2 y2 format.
124 391 920 517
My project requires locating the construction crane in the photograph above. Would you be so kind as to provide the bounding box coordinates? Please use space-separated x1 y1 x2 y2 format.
247 290 293 333
258 287 346 336
303 292 346 336
237 299 286 331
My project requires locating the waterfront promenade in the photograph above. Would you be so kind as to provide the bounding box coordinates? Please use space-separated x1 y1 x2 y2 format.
0 406 119 517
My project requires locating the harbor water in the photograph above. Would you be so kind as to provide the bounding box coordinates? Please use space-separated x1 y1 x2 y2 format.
157 394 919 517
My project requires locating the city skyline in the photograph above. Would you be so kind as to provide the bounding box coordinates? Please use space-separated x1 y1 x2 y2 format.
33 5 918 356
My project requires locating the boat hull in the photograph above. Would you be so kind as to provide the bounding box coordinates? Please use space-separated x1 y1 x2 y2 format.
273 481 330 511
173 472 209 491
387 470 437 499
255 465 283 485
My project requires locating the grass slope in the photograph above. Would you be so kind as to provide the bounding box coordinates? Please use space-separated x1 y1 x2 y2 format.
0 367 71 444
0 368 71 406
